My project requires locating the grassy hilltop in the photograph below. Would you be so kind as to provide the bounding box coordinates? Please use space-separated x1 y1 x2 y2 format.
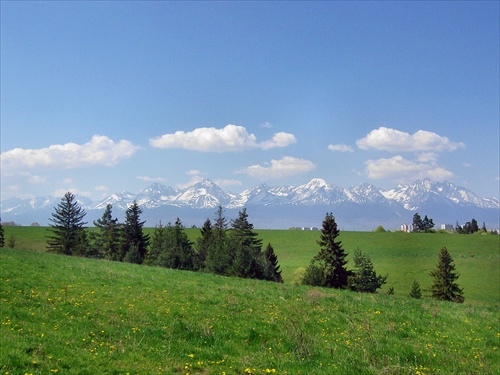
4 226 499 303
1 227 499 374
1 247 499 375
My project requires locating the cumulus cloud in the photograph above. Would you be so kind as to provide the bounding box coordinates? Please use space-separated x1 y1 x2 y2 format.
149 124 296 152
365 155 454 183
356 127 465 152
1 135 138 174
239 156 316 179
52 187 91 198
328 144 354 152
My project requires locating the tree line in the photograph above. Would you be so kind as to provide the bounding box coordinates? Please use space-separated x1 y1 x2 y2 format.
46 192 283 282
43 192 465 302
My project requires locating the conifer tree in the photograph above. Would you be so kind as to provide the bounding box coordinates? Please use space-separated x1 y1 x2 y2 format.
205 206 231 275
145 221 171 266
305 212 350 288
93 204 122 260
0 218 4 248
122 201 150 263
230 208 264 279
263 243 283 283
47 192 88 255
348 248 387 293
409 280 422 299
168 218 196 270
196 218 213 270
429 247 464 303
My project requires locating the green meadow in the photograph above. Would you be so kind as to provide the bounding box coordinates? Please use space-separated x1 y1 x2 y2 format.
1 226 499 374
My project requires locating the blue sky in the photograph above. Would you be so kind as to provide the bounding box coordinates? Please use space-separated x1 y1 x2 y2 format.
1 1 499 201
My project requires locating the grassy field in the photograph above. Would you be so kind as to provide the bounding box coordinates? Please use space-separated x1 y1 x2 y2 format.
3 226 499 304
1 248 499 374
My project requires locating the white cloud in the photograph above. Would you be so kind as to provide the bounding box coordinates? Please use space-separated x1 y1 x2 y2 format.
52 187 91 198
239 156 316 179
365 155 454 183
260 121 272 129
462 162 472 168
94 185 108 191
260 132 297 150
416 152 438 163
1 135 138 174
27 175 47 184
149 124 296 152
356 127 465 152
137 176 166 182
328 144 354 152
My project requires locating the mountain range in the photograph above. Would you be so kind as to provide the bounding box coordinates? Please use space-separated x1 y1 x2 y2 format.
1 178 499 230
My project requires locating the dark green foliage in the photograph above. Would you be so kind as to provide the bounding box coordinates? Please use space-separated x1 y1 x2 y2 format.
92 204 122 260
263 243 283 283
348 248 387 293
373 225 386 233
123 243 142 264
387 286 395 295
301 261 326 286
0 219 4 247
205 206 232 275
47 192 88 256
195 218 213 269
230 208 265 279
145 222 172 266
409 280 422 299
303 213 351 288
458 218 480 234
122 202 150 263
170 218 196 270
413 213 434 232
429 247 464 303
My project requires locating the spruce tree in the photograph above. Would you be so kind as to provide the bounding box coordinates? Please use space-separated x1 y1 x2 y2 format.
230 208 264 279
409 280 422 299
348 248 387 293
429 247 464 303
169 218 196 270
196 218 213 270
47 192 88 255
93 204 122 260
146 222 170 266
310 212 350 288
205 206 231 275
263 243 283 283
0 218 4 248
122 201 150 263
412 213 423 232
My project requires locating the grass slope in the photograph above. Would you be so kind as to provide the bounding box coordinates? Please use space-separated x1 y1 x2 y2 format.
3 226 500 304
1 249 499 374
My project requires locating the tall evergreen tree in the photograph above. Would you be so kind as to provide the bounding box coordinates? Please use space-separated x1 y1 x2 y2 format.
230 208 264 279
0 218 4 248
122 201 150 263
263 243 283 283
205 206 231 275
168 218 196 270
93 204 122 260
429 247 464 303
47 192 88 256
196 218 213 270
145 222 170 266
303 213 351 288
